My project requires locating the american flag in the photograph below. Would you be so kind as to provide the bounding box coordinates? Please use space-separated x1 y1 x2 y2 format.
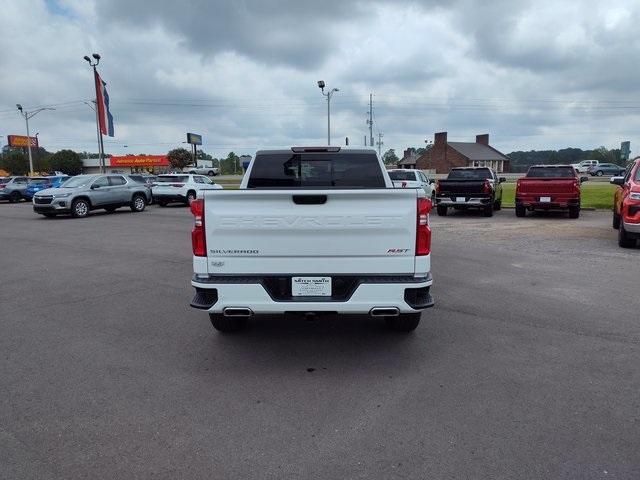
94 70 114 137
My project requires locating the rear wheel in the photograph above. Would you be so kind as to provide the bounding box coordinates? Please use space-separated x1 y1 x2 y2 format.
71 198 90 218
568 206 580 219
613 210 621 229
130 194 146 212
9 191 21 203
618 222 636 248
436 205 448 216
209 313 248 333
596 170 604 177
494 200 502 211
515 204 526 217
483 203 494 217
207 170 215 176
385 313 421 332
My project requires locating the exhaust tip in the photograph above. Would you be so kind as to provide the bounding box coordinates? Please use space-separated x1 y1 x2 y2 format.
370 307 400 317
223 307 253 317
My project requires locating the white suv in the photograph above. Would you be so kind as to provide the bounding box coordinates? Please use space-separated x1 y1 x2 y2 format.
152 174 222 206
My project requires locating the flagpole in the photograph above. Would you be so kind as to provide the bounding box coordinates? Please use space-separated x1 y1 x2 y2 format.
84 54 105 173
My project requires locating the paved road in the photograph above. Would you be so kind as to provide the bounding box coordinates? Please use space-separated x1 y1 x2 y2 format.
1 203 639 479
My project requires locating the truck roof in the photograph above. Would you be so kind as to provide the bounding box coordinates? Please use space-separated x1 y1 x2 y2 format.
254 147 377 156
529 164 574 168
450 166 492 170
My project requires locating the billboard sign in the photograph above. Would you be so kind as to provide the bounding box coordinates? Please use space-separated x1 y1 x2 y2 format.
621 141 630 161
7 135 38 148
109 155 169 167
186 133 202 145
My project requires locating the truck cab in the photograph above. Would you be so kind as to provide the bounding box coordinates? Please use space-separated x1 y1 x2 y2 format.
611 159 640 248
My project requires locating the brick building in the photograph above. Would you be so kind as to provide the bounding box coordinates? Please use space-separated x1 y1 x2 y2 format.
396 149 420 169
416 132 510 173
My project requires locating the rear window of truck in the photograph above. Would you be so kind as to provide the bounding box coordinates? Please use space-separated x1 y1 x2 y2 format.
526 167 575 178
156 176 189 183
447 168 492 180
247 153 385 188
388 171 418 181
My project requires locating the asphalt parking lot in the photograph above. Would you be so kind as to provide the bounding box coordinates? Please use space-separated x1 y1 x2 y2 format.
1 203 639 479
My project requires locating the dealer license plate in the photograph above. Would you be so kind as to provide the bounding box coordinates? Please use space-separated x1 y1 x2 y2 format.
456 197 466 203
292 277 332 297
540 196 551 203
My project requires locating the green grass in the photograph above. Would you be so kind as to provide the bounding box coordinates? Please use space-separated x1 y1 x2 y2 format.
501 182 616 209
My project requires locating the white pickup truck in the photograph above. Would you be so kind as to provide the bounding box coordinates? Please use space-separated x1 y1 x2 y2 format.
189 147 434 333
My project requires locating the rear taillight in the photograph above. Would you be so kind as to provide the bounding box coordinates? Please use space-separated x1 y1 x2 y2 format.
416 197 432 256
190 198 206 257
0 185 5 189
435 181 441 195
483 180 491 194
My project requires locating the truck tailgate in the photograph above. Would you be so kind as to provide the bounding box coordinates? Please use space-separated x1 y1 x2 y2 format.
438 180 486 195
518 179 577 195
202 189 419 275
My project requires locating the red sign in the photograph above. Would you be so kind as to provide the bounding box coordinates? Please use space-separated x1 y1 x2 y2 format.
8 135 38 148
109 155 169 167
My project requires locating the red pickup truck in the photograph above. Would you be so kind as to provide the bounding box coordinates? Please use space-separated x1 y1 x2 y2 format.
611 158 640 248
515 165 588 218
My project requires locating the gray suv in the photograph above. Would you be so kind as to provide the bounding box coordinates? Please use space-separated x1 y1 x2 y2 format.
0 176 30 203
33 174 152 218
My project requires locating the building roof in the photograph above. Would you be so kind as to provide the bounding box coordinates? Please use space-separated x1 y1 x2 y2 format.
398 154 418 166
448 142 510 161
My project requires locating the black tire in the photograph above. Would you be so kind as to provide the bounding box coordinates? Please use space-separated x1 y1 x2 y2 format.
71 198 90 218
186 190 197 204
105 206 117 213
568 206 580 219
385 313 421 332
209 313 247 333
436 205 448 216
596 170 603 177
130 194 146 212
494 200 502 211
42 213 57 218
9 191 21 203
613 210 621 230
207 170 215 176
515 205 526 217
618 222 636 248
483 203 494 217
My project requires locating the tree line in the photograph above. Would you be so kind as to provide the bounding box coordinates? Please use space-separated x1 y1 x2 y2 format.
506 146 624 172
0 149 83 175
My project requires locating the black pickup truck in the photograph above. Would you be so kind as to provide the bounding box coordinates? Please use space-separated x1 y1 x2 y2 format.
435 167 505 217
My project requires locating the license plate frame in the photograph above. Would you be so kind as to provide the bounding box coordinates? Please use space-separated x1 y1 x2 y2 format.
291 277 332 297
456 196 466 203
540 196 551 203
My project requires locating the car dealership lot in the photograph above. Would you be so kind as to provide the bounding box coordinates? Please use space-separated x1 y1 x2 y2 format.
1 204 639 479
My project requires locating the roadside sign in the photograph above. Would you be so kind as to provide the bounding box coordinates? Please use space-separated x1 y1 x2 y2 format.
8 135 38 148
187 133 202 145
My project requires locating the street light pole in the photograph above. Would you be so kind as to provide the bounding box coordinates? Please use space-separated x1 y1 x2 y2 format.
317 81 339 145
16 104 55 176
84 53 105 173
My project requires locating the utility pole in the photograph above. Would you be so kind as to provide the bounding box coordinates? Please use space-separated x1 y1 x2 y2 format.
367 93 374 147
16 105 55 176
317 80 339 145
376 132 384 158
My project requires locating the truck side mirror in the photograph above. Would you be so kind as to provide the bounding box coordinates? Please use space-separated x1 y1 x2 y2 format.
610 176 625 186
580 176 589 183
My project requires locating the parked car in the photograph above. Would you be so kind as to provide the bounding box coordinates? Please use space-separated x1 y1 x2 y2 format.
571 160 599 173
186 166 219 176
588 163 626 177
189 147 434 333
388 169 435 199
515 165 587 218
128 174 157 188
435 167 505 217
152 174 222 206
32 174 152 218
611 159 640 248
0 176 30 203
24 176 69 199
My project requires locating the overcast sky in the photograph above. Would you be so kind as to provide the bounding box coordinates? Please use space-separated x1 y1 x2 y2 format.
1 0 639 159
